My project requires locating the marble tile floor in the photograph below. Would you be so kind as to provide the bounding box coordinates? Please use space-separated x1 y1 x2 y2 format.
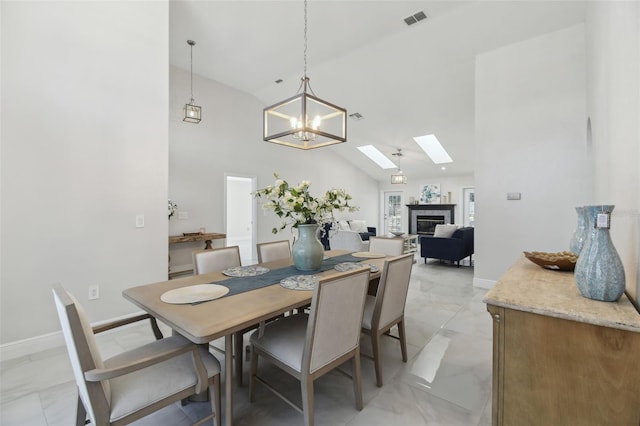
1 257 493 426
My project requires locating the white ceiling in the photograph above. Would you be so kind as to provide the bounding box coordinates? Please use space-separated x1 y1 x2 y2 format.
170 0 586 183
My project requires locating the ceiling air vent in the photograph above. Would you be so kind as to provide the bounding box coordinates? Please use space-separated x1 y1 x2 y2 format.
349 112 364 120
404 11 427 26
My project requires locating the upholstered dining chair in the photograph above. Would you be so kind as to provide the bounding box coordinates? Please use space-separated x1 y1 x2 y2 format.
368 236 405 256
256 240 291 264
52 283 221 426
249 268 371 426
361 253 414 387
193 245 241 274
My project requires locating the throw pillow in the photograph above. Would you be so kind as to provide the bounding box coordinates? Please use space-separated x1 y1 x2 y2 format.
349 220 368 233
433 224 459 238
338 220 351 231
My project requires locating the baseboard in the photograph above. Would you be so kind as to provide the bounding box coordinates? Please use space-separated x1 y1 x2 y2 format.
0 311 149 361
473 277 496 289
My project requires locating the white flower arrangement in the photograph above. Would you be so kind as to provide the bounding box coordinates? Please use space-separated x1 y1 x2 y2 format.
168 199 178 219
254 173 358 234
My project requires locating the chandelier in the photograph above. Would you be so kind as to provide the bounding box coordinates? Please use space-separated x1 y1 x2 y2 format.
391 149 407 184
263 0 346 149
183 40 201 123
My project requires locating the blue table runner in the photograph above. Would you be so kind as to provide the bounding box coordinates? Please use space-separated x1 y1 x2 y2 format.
211 253 370 297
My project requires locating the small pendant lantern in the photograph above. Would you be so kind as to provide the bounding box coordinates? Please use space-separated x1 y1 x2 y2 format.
391 149 408 184
183 40 201 123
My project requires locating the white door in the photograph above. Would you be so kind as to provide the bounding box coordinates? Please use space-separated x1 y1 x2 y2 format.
462 187 475 227
225 175 257 264
383 191 404 235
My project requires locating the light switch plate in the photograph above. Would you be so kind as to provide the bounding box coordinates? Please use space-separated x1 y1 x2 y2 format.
506 192 521 200
135 214 145 228
178 211 188 220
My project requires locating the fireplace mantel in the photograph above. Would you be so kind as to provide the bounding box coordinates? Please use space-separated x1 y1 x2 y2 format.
406 204 456 234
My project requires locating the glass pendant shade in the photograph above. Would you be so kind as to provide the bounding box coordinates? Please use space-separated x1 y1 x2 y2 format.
391 172 407 184
263 79 346 150
183 100 201 123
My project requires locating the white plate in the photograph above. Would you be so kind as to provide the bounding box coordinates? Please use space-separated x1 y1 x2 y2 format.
222 265 270 277
161 284 229 304
334 262 379 273
280 275 319 291
352 252 386 259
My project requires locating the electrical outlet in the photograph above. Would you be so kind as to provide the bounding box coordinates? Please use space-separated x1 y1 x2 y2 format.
88 285 100 300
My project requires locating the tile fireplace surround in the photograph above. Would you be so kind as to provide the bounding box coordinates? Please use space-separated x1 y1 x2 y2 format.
407 204 455 234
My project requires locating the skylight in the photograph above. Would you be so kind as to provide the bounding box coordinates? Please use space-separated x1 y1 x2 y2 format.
357 145 397 169
413 134 453 164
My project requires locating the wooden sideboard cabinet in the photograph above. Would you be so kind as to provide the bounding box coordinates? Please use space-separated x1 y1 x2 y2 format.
483 257 640 426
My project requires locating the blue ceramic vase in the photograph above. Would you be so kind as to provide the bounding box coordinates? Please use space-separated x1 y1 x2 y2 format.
574 205 625 302
292 224 324 271
569 206 588 255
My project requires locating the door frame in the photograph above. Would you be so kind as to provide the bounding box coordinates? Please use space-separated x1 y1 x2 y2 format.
380 190 405 235
224 173 258 261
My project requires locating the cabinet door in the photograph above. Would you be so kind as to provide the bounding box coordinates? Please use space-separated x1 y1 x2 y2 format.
489 305 640 425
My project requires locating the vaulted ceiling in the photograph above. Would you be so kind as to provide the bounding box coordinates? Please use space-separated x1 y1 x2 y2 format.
169 0 586 182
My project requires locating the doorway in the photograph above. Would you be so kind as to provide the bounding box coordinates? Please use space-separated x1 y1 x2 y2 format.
382 190 404 235
462 187 475 227
225 174 257 264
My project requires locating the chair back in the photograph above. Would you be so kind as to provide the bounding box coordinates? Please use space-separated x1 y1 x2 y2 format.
256 240 291 264
303 269 370 374
52 283 110 424
193 246 241 274
373 253 414 331
368 236 405 256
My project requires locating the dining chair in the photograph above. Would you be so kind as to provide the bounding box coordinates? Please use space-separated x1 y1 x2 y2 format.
52 283 221 426
193 245 241 274
361 253 414 387
368 236 405 256
249 268 371 426
256 240 291 264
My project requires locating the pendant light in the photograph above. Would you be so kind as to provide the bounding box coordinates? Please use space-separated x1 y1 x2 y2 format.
183 40 201 123
263 0 346 149
391 149 408 184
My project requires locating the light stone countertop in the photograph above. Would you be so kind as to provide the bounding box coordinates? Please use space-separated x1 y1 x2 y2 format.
483 256 640 333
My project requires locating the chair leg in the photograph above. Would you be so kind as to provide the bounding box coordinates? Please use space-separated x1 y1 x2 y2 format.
301 377 315 426
397 318 408 362
351 348 364 410
210 374 222 426
371 331 383 387
149 316 164 340
249 346 258 402
234 331 243 386
75 394 87 426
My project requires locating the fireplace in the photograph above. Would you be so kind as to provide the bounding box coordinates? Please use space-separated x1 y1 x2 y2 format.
417 215 446 235
406 204 455 235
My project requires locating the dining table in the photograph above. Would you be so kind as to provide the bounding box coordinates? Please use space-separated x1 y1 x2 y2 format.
122 249 388 426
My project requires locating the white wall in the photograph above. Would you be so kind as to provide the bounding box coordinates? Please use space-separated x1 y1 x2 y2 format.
586 1 640 305
169 66 380 266
474 25 590 286
1 2 169 345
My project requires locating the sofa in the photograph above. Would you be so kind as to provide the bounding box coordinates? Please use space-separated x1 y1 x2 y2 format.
320 220 376 250
420 226 474 266
328 230 370 252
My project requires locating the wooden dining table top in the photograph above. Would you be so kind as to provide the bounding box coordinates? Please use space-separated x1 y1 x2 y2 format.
123 250 386 345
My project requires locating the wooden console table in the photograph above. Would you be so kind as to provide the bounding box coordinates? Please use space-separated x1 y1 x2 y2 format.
168 233 226 278
483 257 640 425
168 232 226 249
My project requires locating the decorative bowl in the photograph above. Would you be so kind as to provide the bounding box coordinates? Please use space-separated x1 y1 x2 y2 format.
390 231 405 237
523 251 578 271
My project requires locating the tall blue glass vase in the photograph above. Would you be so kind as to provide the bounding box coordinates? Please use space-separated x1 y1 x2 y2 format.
574 205 625 302
292 224 324 271
569 206 588 255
